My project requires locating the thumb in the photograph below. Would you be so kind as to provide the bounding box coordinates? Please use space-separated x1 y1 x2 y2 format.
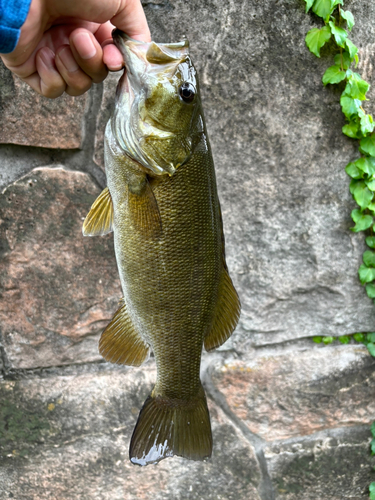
110 0 151 42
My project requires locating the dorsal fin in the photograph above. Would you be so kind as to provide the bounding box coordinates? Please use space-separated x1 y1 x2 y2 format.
82 187 114 236
204 202 240 351
99 300 149 366
204 269 241 351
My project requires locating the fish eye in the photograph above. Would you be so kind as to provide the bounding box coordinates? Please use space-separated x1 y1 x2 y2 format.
179 82 196 103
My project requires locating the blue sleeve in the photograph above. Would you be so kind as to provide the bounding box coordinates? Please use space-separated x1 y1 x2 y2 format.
0 0 32 53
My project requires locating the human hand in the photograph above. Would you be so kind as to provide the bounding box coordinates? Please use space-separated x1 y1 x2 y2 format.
0 0 151 98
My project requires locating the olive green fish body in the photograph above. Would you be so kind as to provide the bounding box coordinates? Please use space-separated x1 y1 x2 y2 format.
83 31 240 465
106 128 222 399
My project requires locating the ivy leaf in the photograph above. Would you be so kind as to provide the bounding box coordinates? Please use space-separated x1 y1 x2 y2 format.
371 422 375 437
366 179 375 191
370 482 375 500
304 0 315 13
353 332 365 342
305 26 332 57
360 135 375 156
349 179 357 194
367 343 375 357
363 251 375 267
345 162 363 179
351 214 373 232
355 157 375 176
331 0 343 7
345 39 358 59
351 209 362 223
328 21 348 47
344 72 370 100
312 336 323 343
366 236 375 248
367 284 375 299
338 335 350 344
341 10 355 31
351 180 373 208
358 264 375 284
334 51 352 70
340 96 361 118
313 0 334 20
342 121 360 138
322 65 346 85
322 336 334 344
367 333 375 343
360 114 375 135
368 203 375 213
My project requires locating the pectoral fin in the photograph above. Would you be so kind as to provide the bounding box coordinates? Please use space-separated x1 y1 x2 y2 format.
82 187 114 236
128 177 162 238
204 269 241 351
99 300 149 366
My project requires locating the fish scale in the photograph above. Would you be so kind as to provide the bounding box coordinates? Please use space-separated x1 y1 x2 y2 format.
82 30 240 465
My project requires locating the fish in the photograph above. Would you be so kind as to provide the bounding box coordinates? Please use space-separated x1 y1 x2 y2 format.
82 29 240 466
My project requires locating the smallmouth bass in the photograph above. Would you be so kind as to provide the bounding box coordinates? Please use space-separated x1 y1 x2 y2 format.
83 30 240 466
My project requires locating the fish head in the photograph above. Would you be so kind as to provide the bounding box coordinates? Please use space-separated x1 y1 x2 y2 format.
112 30 204 176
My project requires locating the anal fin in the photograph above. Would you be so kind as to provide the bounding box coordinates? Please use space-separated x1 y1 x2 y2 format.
99 300 149 366
83 187 114 236
204 269 241 351
128 177 162 239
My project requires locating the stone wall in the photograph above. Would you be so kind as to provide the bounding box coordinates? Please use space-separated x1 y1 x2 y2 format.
1 0 375 498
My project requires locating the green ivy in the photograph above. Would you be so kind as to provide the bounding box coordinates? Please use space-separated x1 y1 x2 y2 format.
303 1 375 496
305 0 375 305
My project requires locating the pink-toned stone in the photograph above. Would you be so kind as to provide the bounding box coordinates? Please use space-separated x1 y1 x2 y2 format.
0 65 86 149
93 71 122 169
211 345 375 441
0 166 122 368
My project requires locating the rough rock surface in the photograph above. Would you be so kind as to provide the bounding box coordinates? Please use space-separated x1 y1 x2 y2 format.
0 364 262 500
0 167 121 369
212 345 375 441
0 61 87 149
0 0 375 498
265 427 374 499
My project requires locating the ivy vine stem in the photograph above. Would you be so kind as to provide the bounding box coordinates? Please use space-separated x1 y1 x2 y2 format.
303 0 375 497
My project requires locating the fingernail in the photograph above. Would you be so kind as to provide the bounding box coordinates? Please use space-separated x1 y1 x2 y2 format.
58 46 79 72
72 32 96 60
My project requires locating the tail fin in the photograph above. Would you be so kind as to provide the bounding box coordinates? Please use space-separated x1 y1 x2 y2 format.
129 384 212 466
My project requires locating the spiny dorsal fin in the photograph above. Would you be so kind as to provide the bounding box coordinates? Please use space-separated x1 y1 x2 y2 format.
128 178 162 239
99 300 149 366
204 269 241 351
82 187 114 236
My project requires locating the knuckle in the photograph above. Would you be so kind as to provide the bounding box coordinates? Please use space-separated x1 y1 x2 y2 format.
66 81 92 96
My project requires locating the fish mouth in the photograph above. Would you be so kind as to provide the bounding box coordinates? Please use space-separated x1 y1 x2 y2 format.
112 29 189 73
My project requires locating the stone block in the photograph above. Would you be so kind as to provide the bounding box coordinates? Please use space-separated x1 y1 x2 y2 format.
265 427 374 499
0 364 262 500
0 167 121 369
211 345 375 441
0 61 87 149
